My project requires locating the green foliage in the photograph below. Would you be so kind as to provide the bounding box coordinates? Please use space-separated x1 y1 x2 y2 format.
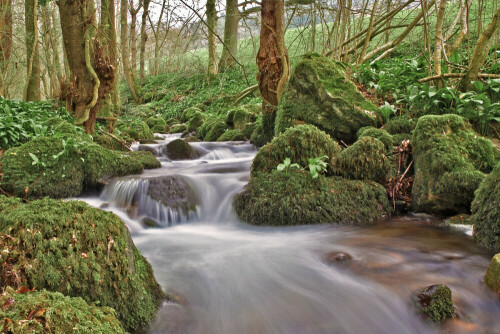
145 115 167 130
216 129 245 142
252 124 341 176
233 170 390 226
0 97 74 149
471 163 500 252
412 114 498 214
308 155 329 179
0 197 164 331
0 287 125 334
411 285 455 325
116 118 154 141
277 157 301 174
169 123 187 134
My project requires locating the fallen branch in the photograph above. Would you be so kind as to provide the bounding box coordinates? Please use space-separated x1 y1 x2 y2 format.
99 128 132 151
418 73 500 83
233 84 259 106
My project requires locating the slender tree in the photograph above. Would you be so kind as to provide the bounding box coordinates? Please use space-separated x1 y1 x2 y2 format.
433 0 447 88
218 0 239 71
207 0 218 76
121 0 140 102
129 0 142 77
257 0 290 144
0 0 12 96
25 0 41 101
140 0 150 82
100 0 120 114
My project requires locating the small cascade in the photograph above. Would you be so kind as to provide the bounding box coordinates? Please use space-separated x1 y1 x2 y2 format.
100 177 200 227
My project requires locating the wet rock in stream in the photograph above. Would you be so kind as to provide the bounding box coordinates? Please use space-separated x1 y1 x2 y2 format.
147 176 199 215
410 284 456 325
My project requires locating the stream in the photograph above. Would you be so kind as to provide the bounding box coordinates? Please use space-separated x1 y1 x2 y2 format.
78 134 500 334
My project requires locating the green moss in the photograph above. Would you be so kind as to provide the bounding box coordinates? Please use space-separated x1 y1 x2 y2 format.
384 115 416 135
116 120 154 141
217 129 245 141
152 124 168 133
187 111 205 132
472 163 500 252
252 124 341 176
332 137 392 181
484 254 500 296
93 134 129 151
250 123 267 147
165 118 180 126
233 170 390 226
412 114 498 215
180 107 202 122
169 123 187 133
357 127 394 153
411 285 456 325
165 139 197 160
275 54 376 142
129 151 162 169
145 116 167 129
197 118 217 140
0 287 125 333
0 136 158 199
242 122 257 140
392 133 411 146
227 105 258 130
204 119 227 142
0 197 164 331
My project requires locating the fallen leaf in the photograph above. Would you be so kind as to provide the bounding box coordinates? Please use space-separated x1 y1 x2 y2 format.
15 286 31 294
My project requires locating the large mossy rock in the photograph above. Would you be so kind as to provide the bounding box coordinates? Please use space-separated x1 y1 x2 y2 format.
275 54 377 143
146 115 167 130
116 119 154 141
410 284 456 325
412 115 498 215
217 129 245 142
484 254 500 297
187 111 205 132
332 136 392 181
147 176 199 215
472 162 500 251
0 288 125 333
0 135 159 199
0 197 164 331
165 139 197 160
251 124 341 176
226 104 259 130
233 171 390 226
357 127 394 153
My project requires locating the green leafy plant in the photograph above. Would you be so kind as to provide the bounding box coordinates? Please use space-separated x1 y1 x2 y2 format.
277 157 301 174
308 155 329 179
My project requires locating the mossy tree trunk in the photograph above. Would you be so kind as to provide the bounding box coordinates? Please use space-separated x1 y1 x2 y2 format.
120 0 140 103
257 0 290 144
207 0 218 76
130 1 142 79
458 5 500 92
24 0 41 101
139 0 150 82
0 0 12 97
218 0 239 71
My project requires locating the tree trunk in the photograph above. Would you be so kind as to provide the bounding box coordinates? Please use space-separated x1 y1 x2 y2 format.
458 5 500 91
40 5 57 98
257 0 290 144
447 0 469 56
358 0 378 63
130 1 141 78
25 0 41 101
433 0 447 88
0 0 12 97
121 0 140 103
218 0 239 71
139 0 150 82
207 0 218 76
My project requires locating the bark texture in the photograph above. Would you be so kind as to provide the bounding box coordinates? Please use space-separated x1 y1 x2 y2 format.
0 0 12 96
207 0 218 76
25 0 41 101
218 0 239 71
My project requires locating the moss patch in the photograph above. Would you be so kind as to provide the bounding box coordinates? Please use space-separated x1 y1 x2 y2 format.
412 114 498 215
251 124 341 176
217 129 245 142
0 197 164 331
411 284 456 325
472 163 500 252
332 137 392 181
384 115 416 135
187 111 205 132
233 171 390 226
242 122 257 140
169 123 187 134
358 127 394 153
165 139 197 160
0 287 125 333
116 120 154 141
180 107 202 123
204 119 227 142
146 116 167 130
275 54 376 142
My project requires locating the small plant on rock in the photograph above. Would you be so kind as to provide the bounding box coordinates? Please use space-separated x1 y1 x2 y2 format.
308 155 329 179
277 158 300 174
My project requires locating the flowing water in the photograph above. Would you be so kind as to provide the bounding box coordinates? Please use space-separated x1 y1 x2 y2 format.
79 134 500 334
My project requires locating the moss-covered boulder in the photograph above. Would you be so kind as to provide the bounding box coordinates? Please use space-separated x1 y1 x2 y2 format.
146 116 167 130
169 123 187 134
165 118 180 126
484 254 500 297
242 122 257 140
0 288 125 333
275 54 377 142
392 133 411 146
217 129 245 142
165 139 197 160
250 123 267 147
472 162 500 251
204 119 227 142
187 111 205 132
0 136 159 199
116 120 154 141
233 171 390 226
0 197 164 331
93 133 130 151
357 127 394 153
332 137 392 181
251 124 341 176
180 107 202 122
384 115 416 135
410 284 456 325
412 115 498 215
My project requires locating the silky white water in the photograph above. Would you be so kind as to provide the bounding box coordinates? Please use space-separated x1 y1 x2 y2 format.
79 135 500 334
